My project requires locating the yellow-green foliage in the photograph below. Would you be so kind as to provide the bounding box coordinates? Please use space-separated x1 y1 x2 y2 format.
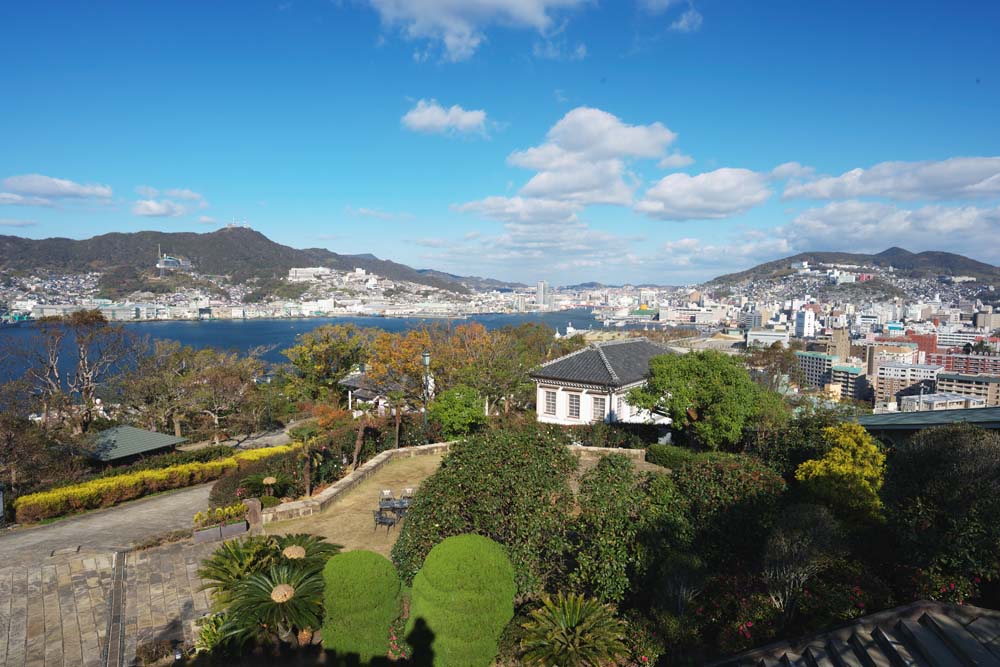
193 504 247 529
14 444 297 523
795 423 885 520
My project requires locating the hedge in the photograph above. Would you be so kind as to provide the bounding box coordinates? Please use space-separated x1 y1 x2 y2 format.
13 444 298 523
406 534 515 667
322 551 401 661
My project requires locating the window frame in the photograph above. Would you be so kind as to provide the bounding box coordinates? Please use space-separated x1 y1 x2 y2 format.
567 393 581 419
544 390 557 415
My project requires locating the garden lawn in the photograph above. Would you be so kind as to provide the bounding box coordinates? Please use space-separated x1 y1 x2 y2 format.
266 452 445 556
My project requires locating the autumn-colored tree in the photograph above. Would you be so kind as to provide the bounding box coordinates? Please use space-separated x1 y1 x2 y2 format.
282 324 370 404
366 328 432 448
795 422 885 520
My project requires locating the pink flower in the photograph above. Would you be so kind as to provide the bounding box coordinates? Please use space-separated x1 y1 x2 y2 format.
974 577 982 584
746 621 753 628
940 586 947 593
950 582 956 590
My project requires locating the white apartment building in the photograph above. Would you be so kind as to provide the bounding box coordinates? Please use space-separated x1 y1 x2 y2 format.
874 362 943 405
794 310 817 338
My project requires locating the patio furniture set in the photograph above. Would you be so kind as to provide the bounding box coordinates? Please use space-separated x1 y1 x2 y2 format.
372 487 414 532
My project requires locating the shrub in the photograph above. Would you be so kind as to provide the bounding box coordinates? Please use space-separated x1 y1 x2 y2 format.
407 534 516 667
259 495 281 509
225 564 325 647
564 421 650 449
13 445 298 522
570 454 644 603
208 447 304 508
94 445 234 478
135 639 174 666
391 423 576 593
193 504 246 529
673 455 785 569
520 593 627 667
321 551 401 661
795 423 885 521
646 443 701 469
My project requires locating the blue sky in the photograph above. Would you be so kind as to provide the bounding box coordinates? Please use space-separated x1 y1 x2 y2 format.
2 1 999 285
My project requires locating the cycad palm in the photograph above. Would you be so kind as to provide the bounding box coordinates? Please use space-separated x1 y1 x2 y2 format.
521 593 627 667
273 533 341 574
197 536 277 610
224 564 325 647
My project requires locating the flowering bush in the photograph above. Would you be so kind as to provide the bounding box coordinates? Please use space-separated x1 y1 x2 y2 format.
14 445 297 522
913 568 983 605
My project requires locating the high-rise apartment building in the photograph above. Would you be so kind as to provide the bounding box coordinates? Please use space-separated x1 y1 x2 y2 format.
935 372 1000 407
794 310 817 338
874 362 943 405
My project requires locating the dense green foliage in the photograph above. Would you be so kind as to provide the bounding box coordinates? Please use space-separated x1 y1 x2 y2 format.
407 534 516 667
570 454 645 603
884 423 1000 588
520 593 627 667
629 351 763 450
427 384 487 439
225 564 325 646
391 424 577 593
321 551 401 661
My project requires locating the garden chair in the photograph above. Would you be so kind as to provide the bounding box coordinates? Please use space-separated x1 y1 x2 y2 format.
378 489 395 509
372 509 398 532
400 487 414 500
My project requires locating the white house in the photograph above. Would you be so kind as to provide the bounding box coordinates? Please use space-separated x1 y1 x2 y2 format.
530 338 672 426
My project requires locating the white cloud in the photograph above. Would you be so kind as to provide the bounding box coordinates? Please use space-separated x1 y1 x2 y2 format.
670 8 703 32
412 238 452 248
0 218 37 228
401 99 488 136
658 151 695 169
197 215 216 225
636 168 772 220
639 0 681 13
770 161 815 181
2 174 112 199
367 0 589 61
0 193 53 207
454 195 580 224
164 188 205 201
783 157 1000 201
135 185 160 198
132 199 187 217
508 106 677 205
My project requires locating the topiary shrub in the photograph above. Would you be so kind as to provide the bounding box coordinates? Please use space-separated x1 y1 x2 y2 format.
321 551 401 661
406 534 516 667
646 444 698 470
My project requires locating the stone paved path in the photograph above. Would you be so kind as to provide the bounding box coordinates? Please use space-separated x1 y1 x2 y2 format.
0 485 212 569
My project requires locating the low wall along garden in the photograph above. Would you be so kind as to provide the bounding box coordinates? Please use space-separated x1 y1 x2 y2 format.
13 444 298 523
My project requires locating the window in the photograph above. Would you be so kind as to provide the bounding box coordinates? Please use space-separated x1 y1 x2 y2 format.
568 393 581 419
544 390 557 415
616 397 628 420
592 397 606 422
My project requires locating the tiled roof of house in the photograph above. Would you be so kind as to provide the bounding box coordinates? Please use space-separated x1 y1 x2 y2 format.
529 338 671 389
711 600 1000 667
91 425 187 462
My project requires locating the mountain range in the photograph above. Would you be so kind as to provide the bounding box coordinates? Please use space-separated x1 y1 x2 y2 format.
0 227 471 294
709 247 1000 285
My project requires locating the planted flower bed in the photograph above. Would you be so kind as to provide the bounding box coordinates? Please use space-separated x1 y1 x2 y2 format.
13 444 300 523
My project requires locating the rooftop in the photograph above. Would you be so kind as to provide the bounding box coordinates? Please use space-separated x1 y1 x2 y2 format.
858 406 1000 430
795 351 838 360
91 425 187 462
711 600 1000 667
530 338 671 389
939 371 1000 383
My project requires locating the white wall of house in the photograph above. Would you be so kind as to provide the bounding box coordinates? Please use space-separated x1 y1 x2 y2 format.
534 382 668 426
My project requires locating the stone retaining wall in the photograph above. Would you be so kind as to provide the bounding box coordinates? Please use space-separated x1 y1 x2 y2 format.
261 441 454 524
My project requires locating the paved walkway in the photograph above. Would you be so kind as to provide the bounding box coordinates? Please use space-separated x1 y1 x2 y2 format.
0 485 211 569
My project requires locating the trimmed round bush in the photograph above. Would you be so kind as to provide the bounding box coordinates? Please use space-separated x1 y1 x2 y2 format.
406 534 516 667
322 551 401 662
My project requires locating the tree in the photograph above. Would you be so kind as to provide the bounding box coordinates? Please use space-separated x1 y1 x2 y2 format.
406 534 516 667
282 324 370 403
520 593 627 667
745 341 804 392
629 351 760 450
428 385 487 439
795 423 885 521
183 348 265 442
117 340 195 436
570 454 645 603
883 423 1000 583
367 328 432 448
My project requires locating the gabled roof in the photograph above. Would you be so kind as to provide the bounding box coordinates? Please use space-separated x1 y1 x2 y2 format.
529 338 671 389
338 372 402 401
91 425 187 462
710 600 1000 667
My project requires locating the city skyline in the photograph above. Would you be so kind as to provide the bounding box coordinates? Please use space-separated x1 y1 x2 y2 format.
2 1 1000 284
